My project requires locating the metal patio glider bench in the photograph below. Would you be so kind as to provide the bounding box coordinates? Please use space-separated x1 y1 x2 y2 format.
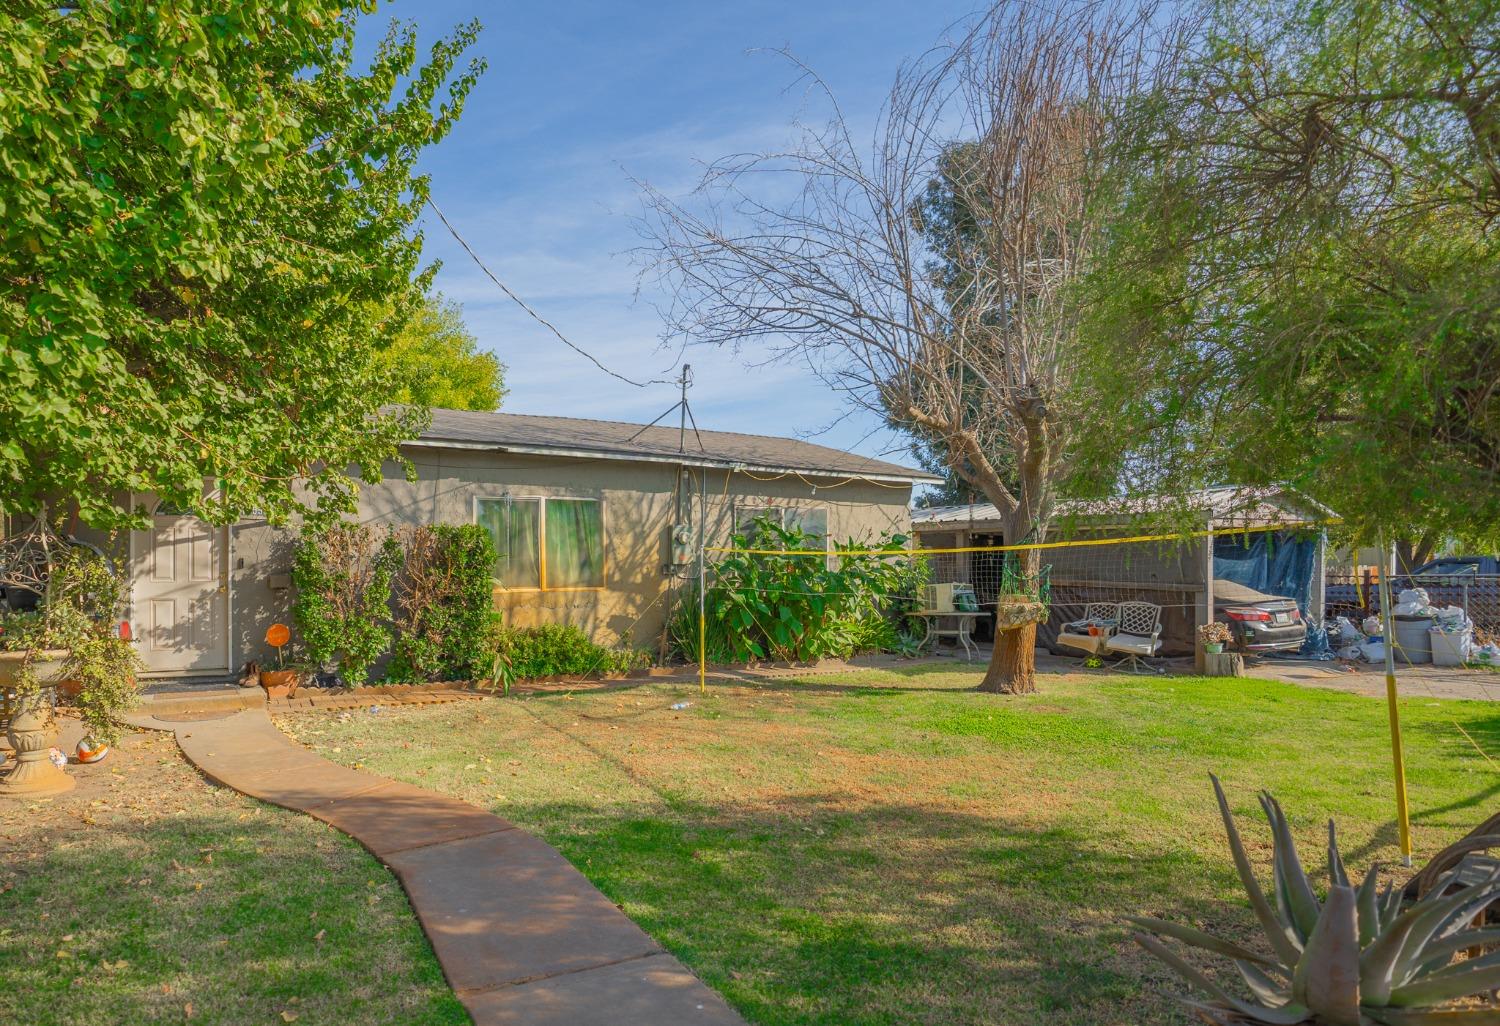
1058 600 1164 674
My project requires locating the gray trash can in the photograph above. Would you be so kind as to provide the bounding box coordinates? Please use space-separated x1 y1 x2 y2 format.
1393 615 1434 665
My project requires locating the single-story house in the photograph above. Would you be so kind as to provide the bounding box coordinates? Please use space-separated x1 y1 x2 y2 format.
911 486 1331 655
59 409 938 680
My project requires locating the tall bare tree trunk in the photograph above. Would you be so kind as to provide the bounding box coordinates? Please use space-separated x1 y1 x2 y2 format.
976 515 1042 694
980 622 1037 693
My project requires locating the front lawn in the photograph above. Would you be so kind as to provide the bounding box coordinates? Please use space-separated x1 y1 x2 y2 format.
0 727 467 1026
282 668 1500 1026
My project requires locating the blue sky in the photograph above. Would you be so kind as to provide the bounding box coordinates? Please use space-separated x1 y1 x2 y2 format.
375 0 977 466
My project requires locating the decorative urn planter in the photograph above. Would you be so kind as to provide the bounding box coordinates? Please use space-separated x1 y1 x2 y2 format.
0 650 76 797
259 669 300 699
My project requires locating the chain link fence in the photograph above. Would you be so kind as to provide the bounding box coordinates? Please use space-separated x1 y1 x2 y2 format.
1325 572 1500 638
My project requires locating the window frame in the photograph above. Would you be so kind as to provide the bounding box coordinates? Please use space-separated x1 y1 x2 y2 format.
474 494 607 593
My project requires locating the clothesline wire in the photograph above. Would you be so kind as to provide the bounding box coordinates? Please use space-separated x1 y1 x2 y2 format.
426 197 676 389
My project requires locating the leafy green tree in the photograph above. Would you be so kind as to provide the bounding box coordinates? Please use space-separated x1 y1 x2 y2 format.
1071 0 1500 559
370 294 505 411
0 2 483 529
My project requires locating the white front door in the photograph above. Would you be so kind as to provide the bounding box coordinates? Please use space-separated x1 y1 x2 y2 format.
131 510 230 674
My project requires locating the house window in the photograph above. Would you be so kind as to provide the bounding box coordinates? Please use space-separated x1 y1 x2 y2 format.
477 497 541 589
734 504 829 557
545 498 605 589
735 505 783 538
476 496 604 591
786 507 828 544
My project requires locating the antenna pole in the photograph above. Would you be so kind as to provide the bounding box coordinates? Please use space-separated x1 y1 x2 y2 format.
678 364 692 454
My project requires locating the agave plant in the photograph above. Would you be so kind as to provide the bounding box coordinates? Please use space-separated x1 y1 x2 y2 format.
1131 775 1500 1025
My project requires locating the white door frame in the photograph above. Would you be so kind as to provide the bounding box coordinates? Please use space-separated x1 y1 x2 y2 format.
128 494 233 676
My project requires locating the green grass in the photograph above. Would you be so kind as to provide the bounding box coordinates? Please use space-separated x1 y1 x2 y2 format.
283 667 1500 1026
0 730 467 1026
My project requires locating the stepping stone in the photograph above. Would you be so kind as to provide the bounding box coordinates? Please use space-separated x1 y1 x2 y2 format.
461 953 746 1026
384 829 662 993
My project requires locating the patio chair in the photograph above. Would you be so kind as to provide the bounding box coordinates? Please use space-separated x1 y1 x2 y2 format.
1056 603 1119 657
1103 601 1163 674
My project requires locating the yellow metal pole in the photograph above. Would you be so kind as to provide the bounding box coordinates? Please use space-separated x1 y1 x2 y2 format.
1377 532 1413 866
698 470 707 695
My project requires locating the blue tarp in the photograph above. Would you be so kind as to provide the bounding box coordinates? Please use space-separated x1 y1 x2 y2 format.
1213 531 1318 611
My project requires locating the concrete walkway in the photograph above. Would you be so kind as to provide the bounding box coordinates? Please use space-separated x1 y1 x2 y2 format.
127 703 745 1026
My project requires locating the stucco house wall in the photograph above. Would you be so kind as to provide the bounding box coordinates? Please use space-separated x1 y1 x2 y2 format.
219 447 917 672
27 411 933 679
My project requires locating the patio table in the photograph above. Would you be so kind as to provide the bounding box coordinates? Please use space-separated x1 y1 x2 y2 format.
910 610 987 661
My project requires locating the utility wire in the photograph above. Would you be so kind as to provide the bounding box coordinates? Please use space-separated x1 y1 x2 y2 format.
426 197 676 389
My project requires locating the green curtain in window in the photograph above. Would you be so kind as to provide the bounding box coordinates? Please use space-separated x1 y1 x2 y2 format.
478 498 540 588
545 499 604 588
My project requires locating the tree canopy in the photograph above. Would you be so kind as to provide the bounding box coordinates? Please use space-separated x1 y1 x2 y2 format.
370 294 506 412
643 2 1173 691
0 1 483 528
1071 0 1500 558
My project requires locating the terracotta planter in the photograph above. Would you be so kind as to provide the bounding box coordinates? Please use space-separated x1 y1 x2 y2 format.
259 669 301 699
0 651 75 797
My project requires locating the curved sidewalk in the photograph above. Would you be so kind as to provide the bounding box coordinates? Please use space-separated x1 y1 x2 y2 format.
130 704 745 1026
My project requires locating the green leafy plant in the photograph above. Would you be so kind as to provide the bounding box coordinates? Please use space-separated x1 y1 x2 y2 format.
481 647 515 696
1131 775 1500 1025
386 524 500 683
0 546 140 743
291 524 403 686
670 517 926 664
488 622 649 680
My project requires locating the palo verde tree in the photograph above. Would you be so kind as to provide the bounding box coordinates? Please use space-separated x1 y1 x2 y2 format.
1071 0 1500 565
641 0 1177 692
0 2 484 529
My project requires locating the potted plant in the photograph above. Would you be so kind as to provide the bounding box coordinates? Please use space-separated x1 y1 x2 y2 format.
0 548 140 796
258 623 300 698
0 609 77 795
1197 620 1232 655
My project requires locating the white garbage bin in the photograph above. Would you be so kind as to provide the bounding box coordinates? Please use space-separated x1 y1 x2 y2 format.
1430 628 1472 667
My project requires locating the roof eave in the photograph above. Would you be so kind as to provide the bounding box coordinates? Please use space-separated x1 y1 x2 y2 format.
404 438 941 486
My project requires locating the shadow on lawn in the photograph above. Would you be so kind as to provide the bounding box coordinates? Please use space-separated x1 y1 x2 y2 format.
1 812 465 1026
514 793 1228 1026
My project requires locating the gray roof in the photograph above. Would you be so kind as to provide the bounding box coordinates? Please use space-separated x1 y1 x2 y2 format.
913 486 1333 530
411 408 942 484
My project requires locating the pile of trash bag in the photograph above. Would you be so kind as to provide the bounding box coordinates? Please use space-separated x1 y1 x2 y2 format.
1324 594 1485 665
1326 615 1383 662
1392 587 1434 617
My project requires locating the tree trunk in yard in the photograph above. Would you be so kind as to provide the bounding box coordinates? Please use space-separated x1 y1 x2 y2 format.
976 514 1043 694
980 622 1037 693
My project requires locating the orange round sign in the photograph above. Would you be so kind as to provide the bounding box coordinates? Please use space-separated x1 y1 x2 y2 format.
265 623 291 648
